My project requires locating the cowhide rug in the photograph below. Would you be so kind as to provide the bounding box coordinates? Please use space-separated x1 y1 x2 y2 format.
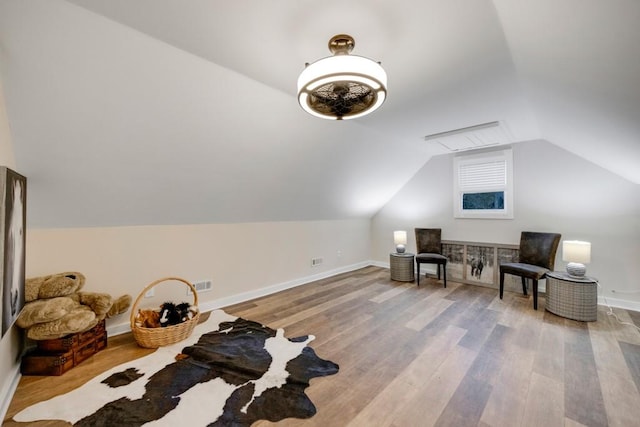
14 310 339 426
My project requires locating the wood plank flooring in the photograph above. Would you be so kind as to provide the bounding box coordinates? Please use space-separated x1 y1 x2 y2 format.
4 266 640 426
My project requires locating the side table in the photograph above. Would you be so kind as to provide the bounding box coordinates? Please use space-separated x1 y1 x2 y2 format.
545 271 597 321
390 253 415 282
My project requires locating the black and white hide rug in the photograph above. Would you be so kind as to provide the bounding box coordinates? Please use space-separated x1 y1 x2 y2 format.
14 310 339 426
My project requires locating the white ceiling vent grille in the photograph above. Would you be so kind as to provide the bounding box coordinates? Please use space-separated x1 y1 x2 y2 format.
424 121 512 152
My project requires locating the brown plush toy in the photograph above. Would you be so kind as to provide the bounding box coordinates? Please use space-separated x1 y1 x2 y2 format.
16 272 132 340
135 309 161 328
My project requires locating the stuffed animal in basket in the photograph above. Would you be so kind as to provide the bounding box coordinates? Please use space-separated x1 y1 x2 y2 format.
176 302 196 322
15 272 132 340
160 302 197 327
136 302 196 328
136 309 161 328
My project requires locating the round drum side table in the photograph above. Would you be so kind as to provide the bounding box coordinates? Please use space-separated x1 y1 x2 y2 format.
390 253 415 282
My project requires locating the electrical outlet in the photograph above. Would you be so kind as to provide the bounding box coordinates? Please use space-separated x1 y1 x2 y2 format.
311 257 323 267
144 288 155 298
337 250 342 258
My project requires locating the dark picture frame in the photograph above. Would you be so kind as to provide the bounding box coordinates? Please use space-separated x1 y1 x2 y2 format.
1 167 27 337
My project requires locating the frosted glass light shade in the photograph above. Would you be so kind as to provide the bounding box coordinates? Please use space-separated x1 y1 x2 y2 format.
298 55 387 91
297 35 387 120
394 230 407 253
562 240 591 277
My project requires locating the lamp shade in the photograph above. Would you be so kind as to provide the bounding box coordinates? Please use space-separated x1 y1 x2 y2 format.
393 230 407 254
394 230 407 245
562 240 591 277
562 240 591 264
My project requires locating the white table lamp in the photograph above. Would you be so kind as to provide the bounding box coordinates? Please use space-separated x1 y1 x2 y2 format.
562 240 591 278
394 230 407 254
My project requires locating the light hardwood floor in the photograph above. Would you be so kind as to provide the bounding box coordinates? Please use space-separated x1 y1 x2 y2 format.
4 266 640 426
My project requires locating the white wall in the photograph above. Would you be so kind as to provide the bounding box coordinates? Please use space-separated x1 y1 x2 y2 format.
26 219 371 334
0 80 24 420
0 84 15 168
372 140 640 309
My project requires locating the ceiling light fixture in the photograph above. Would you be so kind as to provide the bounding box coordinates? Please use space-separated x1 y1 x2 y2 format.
297 34 387 120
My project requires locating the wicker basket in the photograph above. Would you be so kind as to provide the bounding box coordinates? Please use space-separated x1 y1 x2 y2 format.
130 277 200 348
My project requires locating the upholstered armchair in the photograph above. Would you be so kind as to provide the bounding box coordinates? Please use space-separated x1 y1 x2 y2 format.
499 231 561 310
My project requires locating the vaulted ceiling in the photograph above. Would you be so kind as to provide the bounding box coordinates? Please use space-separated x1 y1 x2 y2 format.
1 0 638 227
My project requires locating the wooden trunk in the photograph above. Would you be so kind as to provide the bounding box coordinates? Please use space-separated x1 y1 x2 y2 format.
36 319 106 352
20 349 75 376
21 320 107 376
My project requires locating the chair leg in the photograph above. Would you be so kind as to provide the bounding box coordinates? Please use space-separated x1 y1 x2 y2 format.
437 264 441 280
443 263 447 288
533 279 538 310
416 262 421 286
499 272 505 299
521 277 528 296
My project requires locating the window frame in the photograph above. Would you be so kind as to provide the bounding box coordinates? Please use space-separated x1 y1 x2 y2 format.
453 148 513 219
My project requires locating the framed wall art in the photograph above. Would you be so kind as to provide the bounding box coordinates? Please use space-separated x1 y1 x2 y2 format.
465 244 495 286
442 240 519 289
1 166 27 337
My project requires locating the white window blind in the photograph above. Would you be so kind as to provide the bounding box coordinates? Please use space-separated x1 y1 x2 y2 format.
458 160 507 191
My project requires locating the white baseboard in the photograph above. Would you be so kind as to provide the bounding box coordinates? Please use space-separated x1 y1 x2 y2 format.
598 295 640 312
372 260 437 275
106 260 373 336
198 261 372 313
0 363 21 422
369 260 387 269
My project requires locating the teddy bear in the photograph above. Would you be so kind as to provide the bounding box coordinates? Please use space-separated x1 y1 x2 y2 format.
15 272 132 340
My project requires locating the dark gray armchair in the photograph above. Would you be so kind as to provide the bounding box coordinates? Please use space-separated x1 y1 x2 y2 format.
415 228 448 288
499 231 561 310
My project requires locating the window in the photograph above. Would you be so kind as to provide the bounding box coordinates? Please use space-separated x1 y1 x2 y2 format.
453 148 513 219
